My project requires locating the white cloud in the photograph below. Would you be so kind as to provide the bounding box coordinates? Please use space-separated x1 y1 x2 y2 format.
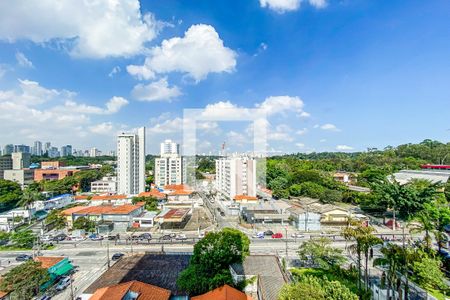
256 96 305 116
15 52 33 68
62 96 128 115
260 0 301 12
0 80 127 147
296 128 308 135
259 0 327 13
320 123 340 132
319 139 327 143
127 24 236 82
336 145 354 151
308 0 328 8
0 1 166 58
147 117 184 134
299 111 310 118
108 66 121 78
89 122 114 135
131 77 181 102
296 143 305 148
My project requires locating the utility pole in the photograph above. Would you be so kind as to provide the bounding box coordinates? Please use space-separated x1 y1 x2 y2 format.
284 227 288 260
106 231 110 268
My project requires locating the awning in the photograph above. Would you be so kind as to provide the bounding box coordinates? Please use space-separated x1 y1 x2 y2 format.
53 263 74 276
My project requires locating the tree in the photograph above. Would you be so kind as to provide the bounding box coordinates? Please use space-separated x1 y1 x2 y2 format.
410 252 446 291
132 196 159 211
18 187 44 223
177 228 250 295
297 237 345 270
342 220 382 292
73 216 96 232
445 180 450 201
10 230 36 249
299 182 326 199
0 179 22 211
75 170 102 192
373 244 404 300
45 209 66 230
279 276 358 300
0 260 50 299
320 189 343 204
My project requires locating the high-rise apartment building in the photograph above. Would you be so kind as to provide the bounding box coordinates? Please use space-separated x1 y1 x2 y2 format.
155 140 185 187
14 144 30 153
61 145 72 157
33 141 42 156
0 156 13 179
3 144 13 155
215 156 257 200
44 142 51 154
90 147 101 157
160 139 180 156
12 152 31 170
117 127 146 195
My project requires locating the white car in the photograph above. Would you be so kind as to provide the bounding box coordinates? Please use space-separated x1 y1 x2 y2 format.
40 236 53 242
70 236 85 242
252 232 265 239
175 234 187 240
291 233 305 239
55 276 71 291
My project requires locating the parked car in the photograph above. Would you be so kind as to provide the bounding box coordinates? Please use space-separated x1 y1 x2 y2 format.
55 276 71 291
264 230 274 236
71 236 85 242
160 234 172 240
107 235 118 241
138 233 152 240
40 235 53 242
175 234 187 240
37 295 52 300
89 234 103 241
111 253 124 261
291 233 304 239
271 233 283 239
253 232 265 239
52 234 67 242
15 254 32 261
169 233 176 238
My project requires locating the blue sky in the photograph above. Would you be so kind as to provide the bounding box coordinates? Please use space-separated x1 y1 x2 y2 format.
0 0 449 154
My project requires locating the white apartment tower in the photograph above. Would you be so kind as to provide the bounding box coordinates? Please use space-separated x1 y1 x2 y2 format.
155 139 185 187
117 127 146 195
215 156 257 200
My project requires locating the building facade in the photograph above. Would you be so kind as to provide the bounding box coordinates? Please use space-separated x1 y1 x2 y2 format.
3 169 35 188
91 176 118 193
117 127 146 195
12 152 31 170
154 140 185 187
215 156 257 200
33 141 42 156
0 156 12 179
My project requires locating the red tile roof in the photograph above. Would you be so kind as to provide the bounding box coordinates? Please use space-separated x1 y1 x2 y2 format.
191 285 252 300
138 190 166 199
163 184 192 191
234 195 258 201
89 280 171 300
75 195 127 201
64 204 142 216
35 256 65 269
169 190 193 196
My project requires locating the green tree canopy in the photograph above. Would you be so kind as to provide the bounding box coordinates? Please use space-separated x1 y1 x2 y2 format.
132 196 159 211
0 179 23 211
11 230 36 249
0 260 50 299
279 275 358 300
45 209 66 230
297 237 345 269
73 216 96 232
177 228 250 295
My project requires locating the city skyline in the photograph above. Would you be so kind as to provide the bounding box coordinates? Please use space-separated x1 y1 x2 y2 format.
0 1 449 154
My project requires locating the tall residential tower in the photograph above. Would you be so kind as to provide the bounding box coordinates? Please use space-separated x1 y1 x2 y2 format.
117 127 146 195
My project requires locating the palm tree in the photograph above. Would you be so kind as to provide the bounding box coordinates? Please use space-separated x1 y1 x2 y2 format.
373 244 404 300
18 187 43 223
408 210 435 250
342 219 382 292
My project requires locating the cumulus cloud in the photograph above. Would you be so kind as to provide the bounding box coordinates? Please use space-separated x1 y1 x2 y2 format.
15 52 33 68
296 128 308 135
127 24 236 82
296 143 305 148
259 0 327 13
0 1 166 58
89 122 114 135
131 77 181 102
336 145 354 151
256 96 305 116
108 66 121 78
0 79 127 146
319 123 340 132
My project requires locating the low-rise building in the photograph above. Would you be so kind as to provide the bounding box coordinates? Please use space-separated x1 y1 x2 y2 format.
90 176 117 193
288 206 321 231
230 255 288 300
155 208 191 229
34 168 79 181
241 201 291 225
31 194 73 211
132 211 158 228
0 208 34 232
62 203 144 230
74 194 130 206
89 280 171 300
41 161 66 169
192 284 252 300
3 169 35 188
234 195 258 204
35 256 74 285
